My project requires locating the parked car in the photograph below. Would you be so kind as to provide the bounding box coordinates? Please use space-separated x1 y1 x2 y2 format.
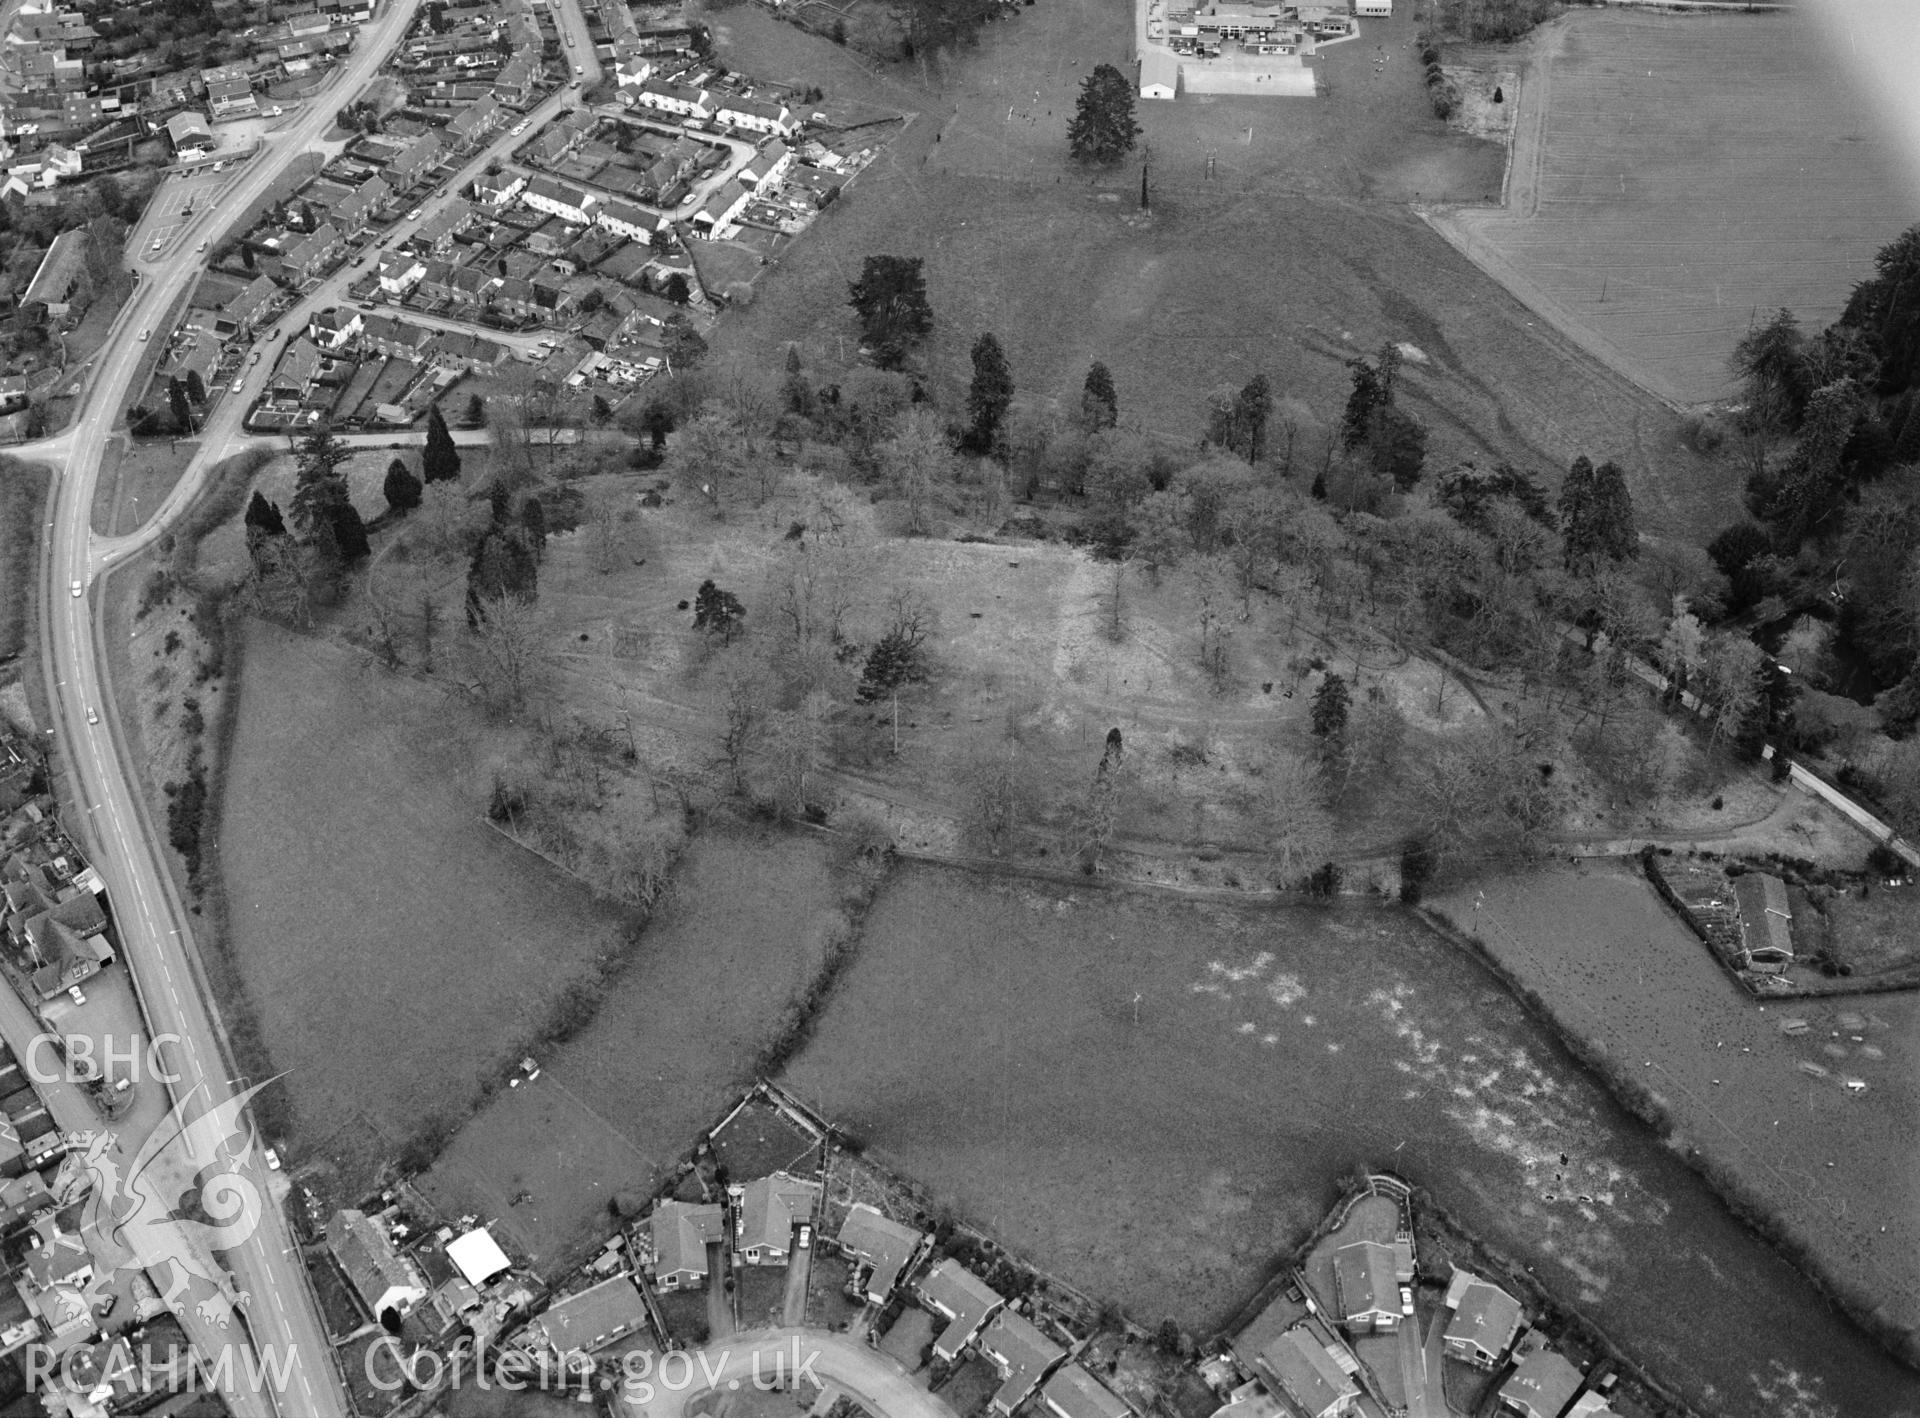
566 32 575 45
406 207 423 220
797 1224 812 1249
67 985 85 1006
263 1147 282 1171
570 79 582 89
510 121 528 134
573 64 584 75
249 351 262 366
1399 1285 1413 1317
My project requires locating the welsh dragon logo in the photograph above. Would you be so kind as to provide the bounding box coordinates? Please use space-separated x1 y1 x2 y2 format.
74 1080 277 1330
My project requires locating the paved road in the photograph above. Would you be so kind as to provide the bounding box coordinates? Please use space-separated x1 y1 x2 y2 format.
617 1328 959 1418
19 3 427 1415
554 0 605 87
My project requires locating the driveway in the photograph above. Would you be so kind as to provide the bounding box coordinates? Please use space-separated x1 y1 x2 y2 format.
617 1328 960 1418
782 1243 812 1326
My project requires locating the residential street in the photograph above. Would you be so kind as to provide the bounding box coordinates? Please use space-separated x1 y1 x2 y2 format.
617 1328 962 1418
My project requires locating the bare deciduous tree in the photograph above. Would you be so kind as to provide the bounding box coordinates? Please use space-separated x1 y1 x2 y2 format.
467 594 553 715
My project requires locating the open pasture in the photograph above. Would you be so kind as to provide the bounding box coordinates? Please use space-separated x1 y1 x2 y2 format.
421 830 849 1268
215 625 627 1177
1433 9 1919 407
782 864 1919 1417
1435 863 1920 1339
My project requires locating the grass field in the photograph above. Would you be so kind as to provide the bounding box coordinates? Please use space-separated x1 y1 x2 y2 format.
708 1 1728 542
1432 9 1920 408
419 830 851 1269
0 457 51 665
1433 863 1920 1340
780 864 1919 1418
215 624 628 1182
89 437 197 538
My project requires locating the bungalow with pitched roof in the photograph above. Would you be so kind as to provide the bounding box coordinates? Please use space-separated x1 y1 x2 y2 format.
1253 1326 1358 1418
978 1310 1065 1415
1042 1365 1132 1418
730 1173 820 1266
1498 1347 1583 1418
917 1259 1002 1361
523 175 598 226
834 1204 924 1305
1330 1241 1399 1335
1442 1269 1522 1369
327 1210 428 1323
715 96 799 139
522 1277 647 1359
648 1200 725 1291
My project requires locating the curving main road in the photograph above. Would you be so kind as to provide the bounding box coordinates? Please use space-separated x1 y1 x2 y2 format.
22 3 425 1415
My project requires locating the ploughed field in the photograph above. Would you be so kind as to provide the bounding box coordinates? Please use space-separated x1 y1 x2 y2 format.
783 865 1920 1418
1434 9 1919 406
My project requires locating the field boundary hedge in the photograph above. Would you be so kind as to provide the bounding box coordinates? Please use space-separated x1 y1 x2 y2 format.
1419 904 1920 1374
0 457 52 666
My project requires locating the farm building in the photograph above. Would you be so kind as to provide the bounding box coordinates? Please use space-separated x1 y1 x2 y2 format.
917 1259 1003 1360
164 112 214 156
21 230 88 320
445 1228 511 1288
834 1204 925 1304
977 1310 1065 1415
1732 873 1794 973
1140 50 1179 99
1441 1268 1522 1368
648 1200 724 1290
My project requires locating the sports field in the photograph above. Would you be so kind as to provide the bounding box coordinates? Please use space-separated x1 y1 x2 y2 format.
1432 9 1920 407
782 865 1918 1418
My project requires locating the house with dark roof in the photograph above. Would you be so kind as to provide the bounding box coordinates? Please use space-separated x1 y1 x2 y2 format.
917 1260 1002 1361
595 199 669 243
386 131 444 186
360 316 437 362
730 1173 819 1266
978 1310 1065 1415
1498 1346 1583 1418
307 306 364 351
430 329 509 373
215 275 279 338
409 200 474 254
326 1210 427 1323
689 179 750 236
1330 1241 1400 1335
334 174 393 237
488 276 539 321
278 223 342 281
522 1277 647 1359
740 139 793 192
444 93 504 150
1442 1269 1522 1369
834 1205 925 1305
1041 1365 1132 1418
648 1199 725 1291
268 339 325 401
